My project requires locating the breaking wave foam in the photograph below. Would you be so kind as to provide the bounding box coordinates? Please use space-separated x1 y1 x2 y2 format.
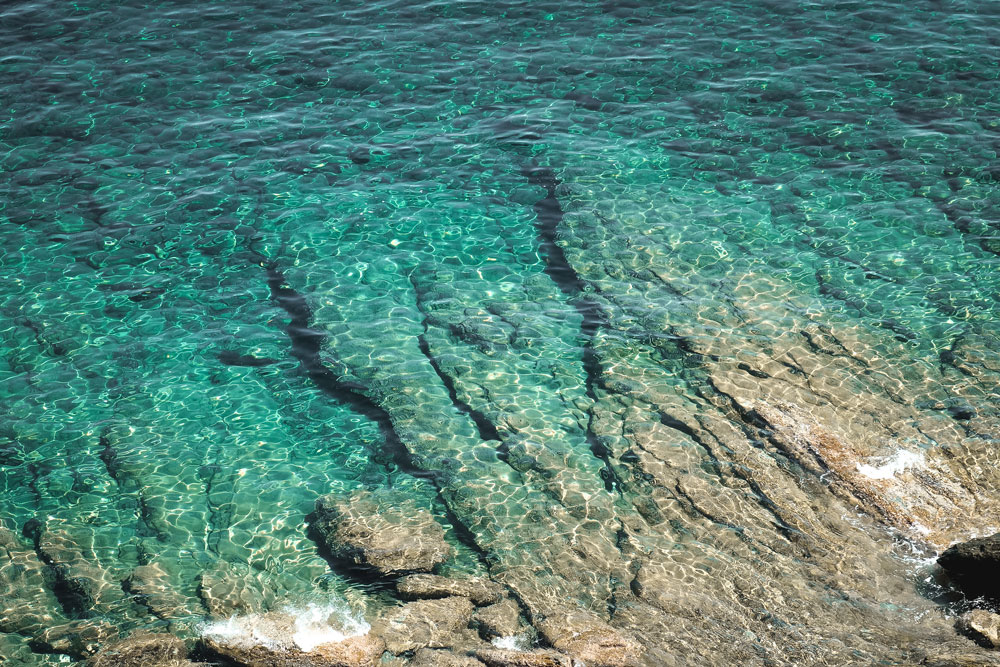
201 598 369 652
856 449 925 480
492 634 531 651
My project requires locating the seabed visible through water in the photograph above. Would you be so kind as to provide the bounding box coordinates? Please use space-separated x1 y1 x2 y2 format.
1 0 999 664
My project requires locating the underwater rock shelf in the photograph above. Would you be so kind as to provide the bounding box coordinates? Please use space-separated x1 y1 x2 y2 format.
2 0 1000 665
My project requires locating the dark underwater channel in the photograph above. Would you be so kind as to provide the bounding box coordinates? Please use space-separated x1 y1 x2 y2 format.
1 0 999 665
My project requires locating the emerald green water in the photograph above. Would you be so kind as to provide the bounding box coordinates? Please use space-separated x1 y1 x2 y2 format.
1 1 998 664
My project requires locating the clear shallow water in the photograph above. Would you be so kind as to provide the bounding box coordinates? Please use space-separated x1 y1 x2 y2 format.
0 0 998 664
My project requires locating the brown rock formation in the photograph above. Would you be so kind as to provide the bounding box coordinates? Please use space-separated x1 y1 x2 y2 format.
374 597 477 654
203 631 384 667
411 648 486 666
398 574 503 606
535 608 640 667
957 610 1000 649
311 490 451 575
85 631 193 667
474 649 571 667
31 619 118 659
124 563 191 620
473 600 523 639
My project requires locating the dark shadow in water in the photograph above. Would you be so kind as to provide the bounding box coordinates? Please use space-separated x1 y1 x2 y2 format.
258 258 435 482
521 162 621 493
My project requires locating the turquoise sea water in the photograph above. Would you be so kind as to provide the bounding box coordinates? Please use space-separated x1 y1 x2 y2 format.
1 1 999 664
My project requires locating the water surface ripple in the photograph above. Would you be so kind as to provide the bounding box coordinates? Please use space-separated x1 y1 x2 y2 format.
1 0 999 664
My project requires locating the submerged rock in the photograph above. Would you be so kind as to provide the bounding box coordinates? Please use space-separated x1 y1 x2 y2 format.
474 648 571 667
123 563 190 620
312 490 451 575
938 533 1000 602
957 610 1000 649
397 574 503 606
203 629 383 667
472 600 523 639
85 632 193 667
535 609 640 667
200 606 381 667
203 635 385 667
410 648 485 666
0 527 65 635
32 619 118 658
373 597 476 654
198 561 273 617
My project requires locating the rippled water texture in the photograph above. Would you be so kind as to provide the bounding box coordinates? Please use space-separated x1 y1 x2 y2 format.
1 0 999 664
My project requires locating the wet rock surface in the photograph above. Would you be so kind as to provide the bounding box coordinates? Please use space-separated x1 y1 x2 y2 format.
197 561 274 618
939 534 1000 602
474 648 572 667
2 2 1000 666
535 609 640 667
85 632 192 667
373 597 477 654
31 619 118 659
123 563 191 620
957 610 1000 649
203 630 385 667
311 490 452 575
398 574 504 606
410 648 486 666
472 600 523 639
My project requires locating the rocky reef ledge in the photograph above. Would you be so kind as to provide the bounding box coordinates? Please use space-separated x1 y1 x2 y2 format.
77 489 639 667
194 575 634 667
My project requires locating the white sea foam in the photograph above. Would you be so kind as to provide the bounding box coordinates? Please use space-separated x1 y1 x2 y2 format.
856 449 924 480
492 634 531 651
200 598 369 652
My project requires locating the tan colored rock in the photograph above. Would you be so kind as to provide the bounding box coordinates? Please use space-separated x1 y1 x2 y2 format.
536 609 640 667
123 563 190 620
957 609 1000 648
411 648 485 666
312 490 451 575
26 523 123 615
202 632 385 667
398 574 503 606
198 561 271 617
473 600 522 638
374 597 475 654
0 527 66 635
85 631 191 667
32 619 118 658
474 649 571 667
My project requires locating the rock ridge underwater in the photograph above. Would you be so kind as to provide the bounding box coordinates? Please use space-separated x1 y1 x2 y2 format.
2 0 1000 664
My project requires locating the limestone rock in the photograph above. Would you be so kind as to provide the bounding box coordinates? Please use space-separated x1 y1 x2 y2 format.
312 490 451 575
473 600 522 638
32 619 118 658
411 648 485 666
474 649 571 667
536 609 640 667
398 574 503 606
374 597 475 654
939 533 1000 602
85 632 191 667
957 609 1000 648
203 632 385 667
